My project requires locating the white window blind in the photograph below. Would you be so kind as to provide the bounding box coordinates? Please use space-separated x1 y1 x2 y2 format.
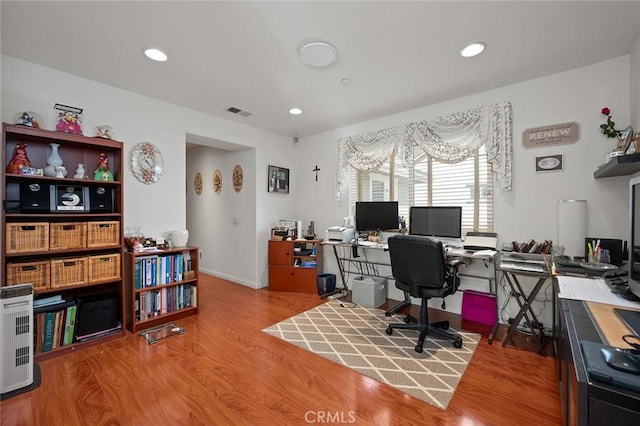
349 144 493 235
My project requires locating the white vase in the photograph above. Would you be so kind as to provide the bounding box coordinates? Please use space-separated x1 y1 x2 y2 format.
170 229 189 248
44 143 65 177
74 163 86 179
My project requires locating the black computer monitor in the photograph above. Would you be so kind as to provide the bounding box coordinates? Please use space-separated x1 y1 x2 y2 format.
409 206 462 239
355 201 399 232
628 173 640 299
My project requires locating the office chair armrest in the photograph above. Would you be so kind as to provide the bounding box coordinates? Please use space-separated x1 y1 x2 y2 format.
446 259 462 293
447 258 462 271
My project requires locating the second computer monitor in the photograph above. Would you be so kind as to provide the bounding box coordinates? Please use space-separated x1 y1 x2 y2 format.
409 206 462 239
355 201 399 232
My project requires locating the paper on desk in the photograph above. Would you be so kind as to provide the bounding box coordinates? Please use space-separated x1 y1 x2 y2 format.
557 276 640 308
472 249 497 258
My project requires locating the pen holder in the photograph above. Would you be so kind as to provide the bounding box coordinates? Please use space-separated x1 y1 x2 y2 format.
588 249 610 264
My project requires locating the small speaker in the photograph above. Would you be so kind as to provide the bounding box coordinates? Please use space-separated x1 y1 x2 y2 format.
89 186 114 213
19 183 50 213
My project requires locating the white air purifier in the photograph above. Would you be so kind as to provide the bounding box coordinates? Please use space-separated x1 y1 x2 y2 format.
1 284 34 395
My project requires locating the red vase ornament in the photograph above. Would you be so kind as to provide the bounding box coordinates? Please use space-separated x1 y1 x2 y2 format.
6 143 32 174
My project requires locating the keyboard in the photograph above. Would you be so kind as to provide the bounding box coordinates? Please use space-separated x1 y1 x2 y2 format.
500 261 546 273
358 241 388 249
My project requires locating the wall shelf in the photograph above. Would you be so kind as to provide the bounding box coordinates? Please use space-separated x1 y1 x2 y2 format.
594 153 640 178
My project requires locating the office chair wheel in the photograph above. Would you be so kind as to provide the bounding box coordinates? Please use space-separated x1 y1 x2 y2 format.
440 323 449 330
404 316 411 324
415 345 424 353
453 337 463 348
385 326 393 335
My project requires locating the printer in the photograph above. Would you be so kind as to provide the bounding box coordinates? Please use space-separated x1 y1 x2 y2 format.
326 226 356 243
463 232 498 251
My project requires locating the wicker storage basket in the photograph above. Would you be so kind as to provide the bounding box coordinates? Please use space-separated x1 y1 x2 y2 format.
49 222 87 250
6 222 49 253
51 256 88 288
88 253 121 283
6 260 50 291
87 221 120 248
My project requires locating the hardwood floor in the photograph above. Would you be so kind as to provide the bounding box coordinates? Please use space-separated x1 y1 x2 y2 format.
1 274 561 425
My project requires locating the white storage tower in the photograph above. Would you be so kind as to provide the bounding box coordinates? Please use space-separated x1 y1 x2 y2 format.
0 284 34 395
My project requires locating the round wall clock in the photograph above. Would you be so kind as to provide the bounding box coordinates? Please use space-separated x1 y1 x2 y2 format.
232 164 243 193
213 169 222 194
131 142 164 184
194 172 203 195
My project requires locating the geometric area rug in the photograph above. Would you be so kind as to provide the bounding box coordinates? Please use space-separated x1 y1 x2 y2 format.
262 301 480 409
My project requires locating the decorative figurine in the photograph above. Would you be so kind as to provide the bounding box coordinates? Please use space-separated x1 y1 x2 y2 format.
95 125 115 140
56 111 82 134
54 104 83 135
6 143 32 174
94 153 114 181
16 112 41 128
54 165 66 178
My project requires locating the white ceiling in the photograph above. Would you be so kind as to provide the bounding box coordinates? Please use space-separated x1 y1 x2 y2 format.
2 1 640 138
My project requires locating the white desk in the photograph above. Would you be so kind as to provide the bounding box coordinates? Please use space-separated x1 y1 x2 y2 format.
557 275 640 309
323 241 501 341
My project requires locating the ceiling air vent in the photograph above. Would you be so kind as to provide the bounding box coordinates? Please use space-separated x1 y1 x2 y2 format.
226 106 252 117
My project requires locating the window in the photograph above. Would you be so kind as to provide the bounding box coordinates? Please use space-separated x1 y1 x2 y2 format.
349 143 493 235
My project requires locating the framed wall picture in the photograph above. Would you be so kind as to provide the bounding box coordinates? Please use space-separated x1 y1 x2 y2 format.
535 154 563 172
268 165 289 193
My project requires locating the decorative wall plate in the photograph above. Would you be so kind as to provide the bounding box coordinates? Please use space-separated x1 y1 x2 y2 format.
213 169 222 194
194 172 203 195
538 157 560 170
233 164 243 193
621 126 635 153
131 142 164 184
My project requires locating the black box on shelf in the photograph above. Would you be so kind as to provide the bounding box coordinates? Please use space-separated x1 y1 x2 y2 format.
88 186 114 213
75 293 120 340
20 182 50 213
50 185 90 213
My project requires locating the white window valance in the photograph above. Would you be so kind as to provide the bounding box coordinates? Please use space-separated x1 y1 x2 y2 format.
335 101 513 200
335 125 402 200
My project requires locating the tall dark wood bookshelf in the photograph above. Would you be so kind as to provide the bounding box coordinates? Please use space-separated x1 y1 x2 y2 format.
2 123 125 361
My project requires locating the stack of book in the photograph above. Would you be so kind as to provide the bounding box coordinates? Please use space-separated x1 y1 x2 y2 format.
34 295 77 353
134 251 193 289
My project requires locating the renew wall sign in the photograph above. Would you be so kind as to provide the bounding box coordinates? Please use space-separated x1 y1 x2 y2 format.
522 122 579 148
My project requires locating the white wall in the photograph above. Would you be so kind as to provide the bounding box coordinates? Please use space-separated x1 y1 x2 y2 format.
1 55 295 288
631 36 640 129
296 55 632 325
186 145 257 287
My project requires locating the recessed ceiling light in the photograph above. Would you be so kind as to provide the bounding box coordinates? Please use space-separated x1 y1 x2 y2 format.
289 107 303 115
341 78 351 86
460 42 486 58
143 48 168 62
299 41 338 67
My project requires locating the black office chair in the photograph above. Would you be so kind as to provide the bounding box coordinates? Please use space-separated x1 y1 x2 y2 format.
385 234 463 352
